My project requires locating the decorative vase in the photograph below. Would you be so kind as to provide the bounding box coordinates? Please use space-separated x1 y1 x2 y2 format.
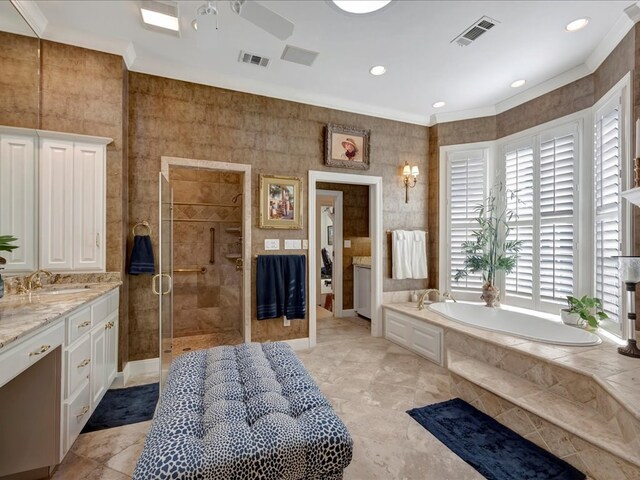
481 282 500 307
560 309 585 328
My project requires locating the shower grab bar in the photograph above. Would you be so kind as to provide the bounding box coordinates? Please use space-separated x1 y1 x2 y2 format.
174 267 207 274
210 228 215 264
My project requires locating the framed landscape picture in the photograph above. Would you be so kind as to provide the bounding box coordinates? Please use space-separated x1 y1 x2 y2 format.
325 123 370 170
259 174 303 229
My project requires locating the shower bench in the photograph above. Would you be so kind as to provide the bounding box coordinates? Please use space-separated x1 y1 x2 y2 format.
133 342 353 480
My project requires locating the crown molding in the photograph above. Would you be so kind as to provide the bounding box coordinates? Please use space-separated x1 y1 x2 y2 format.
586 9 635 71
625 1 640 22
10 0 47 36
123 43 136 69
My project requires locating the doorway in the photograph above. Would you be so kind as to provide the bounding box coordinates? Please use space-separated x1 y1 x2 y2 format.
308 171 383 347
158 157 252 362
316 190 343 319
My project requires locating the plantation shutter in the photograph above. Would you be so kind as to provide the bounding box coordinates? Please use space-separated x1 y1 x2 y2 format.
449 152 485 292
594 103 621 323
539 133 575 302
505 146 534 298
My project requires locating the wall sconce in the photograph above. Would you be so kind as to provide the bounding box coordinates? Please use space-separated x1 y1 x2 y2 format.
402 161 419 203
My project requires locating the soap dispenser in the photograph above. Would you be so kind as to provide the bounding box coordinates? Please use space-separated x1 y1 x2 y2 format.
410 290 418 302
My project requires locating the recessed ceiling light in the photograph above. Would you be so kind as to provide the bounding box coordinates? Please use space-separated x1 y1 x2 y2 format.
565 17 589 32
510 79 526 88
332 1 392 14
369 65 386 76
432 101 446 108
140 1 180 35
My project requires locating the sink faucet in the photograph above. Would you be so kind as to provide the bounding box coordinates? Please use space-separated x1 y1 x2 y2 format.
26 269 53 291
417 289 441 310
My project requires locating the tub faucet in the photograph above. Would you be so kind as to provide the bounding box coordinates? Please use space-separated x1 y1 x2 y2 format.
417 289 441 310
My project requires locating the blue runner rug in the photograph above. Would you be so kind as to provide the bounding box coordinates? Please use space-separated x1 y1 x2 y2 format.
81 383 159 433
407 398 585 480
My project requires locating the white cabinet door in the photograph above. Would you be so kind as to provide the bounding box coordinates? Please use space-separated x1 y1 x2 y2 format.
73 143 104 271
40 139 74 270
90 323 106 407
354 266 372 319
104 311 118 387
0 135 36 272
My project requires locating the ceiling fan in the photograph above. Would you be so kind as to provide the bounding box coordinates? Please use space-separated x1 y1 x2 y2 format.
195 1 294 40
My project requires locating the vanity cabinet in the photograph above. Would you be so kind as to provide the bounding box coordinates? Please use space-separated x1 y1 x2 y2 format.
354 265 372 319
0 131 37 273
62 289 119 455
40 139 106 272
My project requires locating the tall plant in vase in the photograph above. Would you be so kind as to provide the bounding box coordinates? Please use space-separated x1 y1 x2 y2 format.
454 184 523 307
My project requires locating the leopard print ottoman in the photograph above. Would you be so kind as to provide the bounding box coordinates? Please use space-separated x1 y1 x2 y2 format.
133 342 353 479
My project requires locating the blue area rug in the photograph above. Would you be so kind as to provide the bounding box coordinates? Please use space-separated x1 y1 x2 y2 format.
81 383 159 433
407 398 585 480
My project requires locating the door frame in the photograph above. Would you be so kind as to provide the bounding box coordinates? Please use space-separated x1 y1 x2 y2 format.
308 171 383 347
161 156 252 343
316 190 344 317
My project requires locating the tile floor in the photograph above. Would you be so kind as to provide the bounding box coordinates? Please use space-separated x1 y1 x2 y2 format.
53 316 483 479
172 330 244 353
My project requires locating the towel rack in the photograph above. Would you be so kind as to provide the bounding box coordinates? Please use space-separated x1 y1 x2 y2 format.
174 267 207 274
133 221 151 236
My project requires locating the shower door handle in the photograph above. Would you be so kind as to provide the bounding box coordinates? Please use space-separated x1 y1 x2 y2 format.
152 274 160 295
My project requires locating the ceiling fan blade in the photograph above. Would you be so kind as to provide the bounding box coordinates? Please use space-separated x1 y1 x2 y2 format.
232 1 294 40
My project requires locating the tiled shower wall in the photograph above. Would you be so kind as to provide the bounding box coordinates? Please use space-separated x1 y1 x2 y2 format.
170 167 243 338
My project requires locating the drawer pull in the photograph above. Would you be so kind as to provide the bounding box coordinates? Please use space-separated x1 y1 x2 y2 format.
29 345 51 357
78 320 91 328
77 358 91 368
76 405 90 419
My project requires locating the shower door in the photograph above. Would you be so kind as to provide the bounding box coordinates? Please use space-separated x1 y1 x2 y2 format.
156 172 173 391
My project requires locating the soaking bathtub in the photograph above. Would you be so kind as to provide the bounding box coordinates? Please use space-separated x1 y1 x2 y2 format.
429 302 602 346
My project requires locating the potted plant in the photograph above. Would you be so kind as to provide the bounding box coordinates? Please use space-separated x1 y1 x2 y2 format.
561 295 608 329
0 235 18 299
454 184 523 307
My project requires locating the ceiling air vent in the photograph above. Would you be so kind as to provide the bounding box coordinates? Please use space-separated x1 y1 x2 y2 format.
281 45 319 67
451 16 499 47
238 51 270 67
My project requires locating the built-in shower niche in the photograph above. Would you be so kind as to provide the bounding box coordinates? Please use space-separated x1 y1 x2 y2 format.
169 167 243 351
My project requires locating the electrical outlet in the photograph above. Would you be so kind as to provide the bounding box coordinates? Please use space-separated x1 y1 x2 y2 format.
302 239 308 249
285 239 302 250
265 239 280 250
344 239 351 248
283 317 291 327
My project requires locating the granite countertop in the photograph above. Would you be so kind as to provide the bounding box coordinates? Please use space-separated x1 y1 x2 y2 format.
352 256 371 267
0 282 121 352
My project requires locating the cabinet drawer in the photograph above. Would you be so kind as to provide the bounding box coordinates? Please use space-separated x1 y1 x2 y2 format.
92 296 110 325
67 306 92 344
0 321 64 388
64 380 91 455
66 334 91 398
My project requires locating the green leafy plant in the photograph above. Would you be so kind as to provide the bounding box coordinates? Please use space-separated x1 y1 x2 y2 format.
566 295 608 328
454 184 523 287
0 235 19 265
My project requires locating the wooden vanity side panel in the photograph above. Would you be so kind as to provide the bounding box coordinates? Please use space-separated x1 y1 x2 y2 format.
0 347 61 477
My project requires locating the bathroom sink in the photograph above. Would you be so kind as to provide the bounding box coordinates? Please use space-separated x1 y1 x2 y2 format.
38 286 92 295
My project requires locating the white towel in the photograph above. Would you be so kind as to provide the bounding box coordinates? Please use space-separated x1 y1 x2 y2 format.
411 230 428 279
392 230 413 279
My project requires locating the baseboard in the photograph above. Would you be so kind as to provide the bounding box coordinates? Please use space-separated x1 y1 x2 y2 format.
113 358 158 387
340 309 356 317
283 337 311 351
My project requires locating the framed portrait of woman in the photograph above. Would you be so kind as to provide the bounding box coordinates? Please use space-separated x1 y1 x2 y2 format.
324 123 370 170
259 174 303 229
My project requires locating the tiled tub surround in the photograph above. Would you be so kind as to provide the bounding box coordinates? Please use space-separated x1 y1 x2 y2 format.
383 303 640 479
0 280 122 350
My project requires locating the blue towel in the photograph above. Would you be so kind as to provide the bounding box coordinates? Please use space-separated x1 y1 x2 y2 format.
256 255 306 320
283 255 306 320
128 235 156 275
